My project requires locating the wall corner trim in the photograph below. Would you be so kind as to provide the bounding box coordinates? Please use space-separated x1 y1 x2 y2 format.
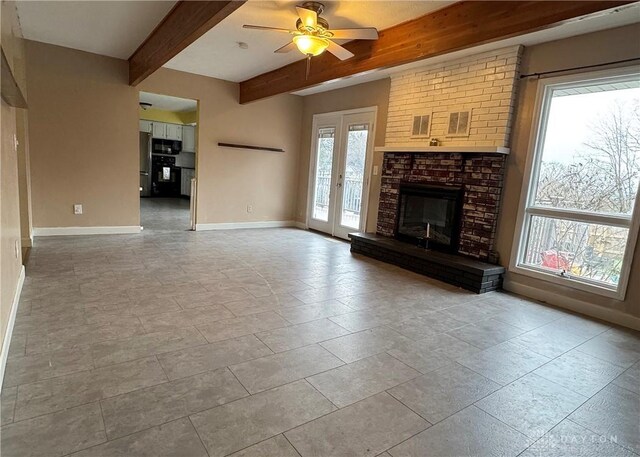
195 220 298 231
33 226 142 236
0 266 25 390
503 278 640 331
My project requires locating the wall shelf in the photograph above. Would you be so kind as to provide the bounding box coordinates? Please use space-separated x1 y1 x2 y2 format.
374 146 510 155
218 142 284 153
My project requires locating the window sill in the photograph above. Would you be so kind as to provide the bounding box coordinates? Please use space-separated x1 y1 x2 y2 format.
509 264 625 300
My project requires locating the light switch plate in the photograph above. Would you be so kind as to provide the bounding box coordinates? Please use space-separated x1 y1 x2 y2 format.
74 204 83 215
373 165 379 176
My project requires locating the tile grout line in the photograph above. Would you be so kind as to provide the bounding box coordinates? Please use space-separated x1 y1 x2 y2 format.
188 415 212 457
226 365 252 397
282 433 304 457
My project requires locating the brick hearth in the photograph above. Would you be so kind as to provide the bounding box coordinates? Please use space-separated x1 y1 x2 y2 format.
376 152 506 261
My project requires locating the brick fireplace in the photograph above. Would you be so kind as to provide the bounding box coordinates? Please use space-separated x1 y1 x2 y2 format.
375 45 522 262
350 46 522 292
377 152 506 262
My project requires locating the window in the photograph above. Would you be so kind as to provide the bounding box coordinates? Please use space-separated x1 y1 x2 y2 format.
411 114 431 137
447 110 471 136
512 69 640 299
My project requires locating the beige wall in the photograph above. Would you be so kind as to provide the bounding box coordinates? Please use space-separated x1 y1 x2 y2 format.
139 68 303 225
25 40 139 229
1 100 23 359
1 0 26 363
296 78 391 231
495 23 640 321
17 108 32 245
25 41 303 228
1 0 27 98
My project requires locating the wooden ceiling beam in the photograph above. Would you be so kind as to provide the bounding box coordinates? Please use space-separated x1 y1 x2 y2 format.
128 0 246 86
239 1 633 104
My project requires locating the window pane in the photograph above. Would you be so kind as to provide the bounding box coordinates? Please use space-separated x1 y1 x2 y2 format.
533 81 640 215
312 127 335 222
340 125 369 229
522 215 629 287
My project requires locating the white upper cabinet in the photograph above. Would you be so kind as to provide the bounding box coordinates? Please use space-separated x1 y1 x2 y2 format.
182 125 196 153
152 122 165 139
139 120 152 133
165 123 182 141
150 122 183 141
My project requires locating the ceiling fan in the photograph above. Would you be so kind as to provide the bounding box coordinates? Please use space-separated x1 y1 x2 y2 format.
243 1 378 77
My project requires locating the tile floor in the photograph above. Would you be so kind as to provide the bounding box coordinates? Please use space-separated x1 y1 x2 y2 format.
140 197 190 232
1 228 639 456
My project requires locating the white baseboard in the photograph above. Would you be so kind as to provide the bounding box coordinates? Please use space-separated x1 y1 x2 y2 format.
294 221 308 230
195 220 297 231
503 278 640 331
0 266 25 390
33 226 141 236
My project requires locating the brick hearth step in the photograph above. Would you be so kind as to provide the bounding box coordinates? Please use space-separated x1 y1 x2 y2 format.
349 233 504 294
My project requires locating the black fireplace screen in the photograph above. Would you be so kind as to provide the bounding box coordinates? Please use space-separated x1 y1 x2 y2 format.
396 183 464 252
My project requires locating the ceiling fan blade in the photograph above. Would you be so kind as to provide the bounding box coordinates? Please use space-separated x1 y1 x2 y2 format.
329 28 379 40
326 40 354 61
243 25 294 33
274 41 297 54
296 6 317 28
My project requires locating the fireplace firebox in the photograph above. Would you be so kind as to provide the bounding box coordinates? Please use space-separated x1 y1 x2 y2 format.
395 183 464 253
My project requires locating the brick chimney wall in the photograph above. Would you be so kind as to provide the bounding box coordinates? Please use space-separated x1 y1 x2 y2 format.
377 46 522 261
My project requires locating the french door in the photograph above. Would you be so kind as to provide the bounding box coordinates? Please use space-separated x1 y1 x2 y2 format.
307 109 376 239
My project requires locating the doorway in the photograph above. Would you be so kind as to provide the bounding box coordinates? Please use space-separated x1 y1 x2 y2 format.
307 108 376 239
138 92 198 232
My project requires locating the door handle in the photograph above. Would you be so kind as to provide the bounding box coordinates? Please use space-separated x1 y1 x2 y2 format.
140 172 149 176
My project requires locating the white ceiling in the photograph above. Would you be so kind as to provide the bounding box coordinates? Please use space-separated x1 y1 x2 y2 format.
163 0 454 82
16 0 176 59
14 0 640 96
293 4 640 96
139 92 197 112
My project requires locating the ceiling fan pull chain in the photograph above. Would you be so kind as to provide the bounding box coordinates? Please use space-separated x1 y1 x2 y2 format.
306 55 311 80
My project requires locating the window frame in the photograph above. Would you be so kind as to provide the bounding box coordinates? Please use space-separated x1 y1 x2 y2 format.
510 67 640 300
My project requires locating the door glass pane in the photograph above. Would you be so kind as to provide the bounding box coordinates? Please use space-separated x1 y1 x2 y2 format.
312 127 335 221
533 82 640 215
522 215 629 287
340 124 369 229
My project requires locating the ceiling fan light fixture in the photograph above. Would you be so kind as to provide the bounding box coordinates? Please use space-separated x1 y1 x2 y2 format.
293 35 329 56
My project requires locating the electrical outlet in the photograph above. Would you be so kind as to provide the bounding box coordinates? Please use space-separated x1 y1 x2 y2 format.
247 205 253 213
74 204 83 215
373 165 379 176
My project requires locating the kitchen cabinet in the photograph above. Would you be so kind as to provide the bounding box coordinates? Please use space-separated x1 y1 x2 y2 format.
139 120 152 133
181 168 195 196
182 125 196 153
151 122 183 141
152 122 165 139
165 123 182 141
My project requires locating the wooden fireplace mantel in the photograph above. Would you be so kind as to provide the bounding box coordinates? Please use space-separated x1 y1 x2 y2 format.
374 146 510 155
